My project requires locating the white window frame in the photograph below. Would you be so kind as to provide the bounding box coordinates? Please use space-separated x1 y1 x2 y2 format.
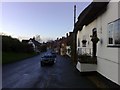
107 18 120 46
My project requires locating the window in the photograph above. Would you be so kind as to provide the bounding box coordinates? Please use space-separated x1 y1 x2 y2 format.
82 35 87 47
108 19 120 46
78 38 80 47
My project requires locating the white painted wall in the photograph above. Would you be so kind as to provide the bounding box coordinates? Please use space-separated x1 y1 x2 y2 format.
97 1 119 85
76 62 97 72
119 64 120 85
76 1 120 85
118 48 120 84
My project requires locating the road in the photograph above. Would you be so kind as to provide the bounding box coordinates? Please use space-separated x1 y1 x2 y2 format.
2 50 97 88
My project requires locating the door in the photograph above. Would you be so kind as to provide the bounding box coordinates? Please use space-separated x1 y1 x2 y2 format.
92 28 97 57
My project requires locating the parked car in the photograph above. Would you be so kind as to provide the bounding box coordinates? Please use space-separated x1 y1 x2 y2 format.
41 54 55 66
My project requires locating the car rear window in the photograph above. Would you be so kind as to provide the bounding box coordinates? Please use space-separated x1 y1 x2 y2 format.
44 55 52 58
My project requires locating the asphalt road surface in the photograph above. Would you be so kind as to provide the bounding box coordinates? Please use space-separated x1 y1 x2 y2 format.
2 51 97 88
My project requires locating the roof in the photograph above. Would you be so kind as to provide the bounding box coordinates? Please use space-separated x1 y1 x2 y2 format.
30 38 41 46
74 1 109 33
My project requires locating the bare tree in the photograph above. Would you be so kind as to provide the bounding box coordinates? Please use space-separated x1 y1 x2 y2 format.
35 35 41 43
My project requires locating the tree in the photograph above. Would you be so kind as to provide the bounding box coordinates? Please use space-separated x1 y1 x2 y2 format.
35 35 41 43
2 35 34 53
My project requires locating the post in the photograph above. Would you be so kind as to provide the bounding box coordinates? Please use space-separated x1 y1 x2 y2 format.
74 5 76 28
73 32 77 65
71 5 77 65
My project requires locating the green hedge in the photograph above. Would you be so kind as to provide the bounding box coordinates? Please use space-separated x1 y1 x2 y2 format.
78 54 97 64
2 35 34 53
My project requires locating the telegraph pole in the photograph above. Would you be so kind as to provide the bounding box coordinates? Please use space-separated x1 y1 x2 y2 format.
71 5 77 65
74 5 76 28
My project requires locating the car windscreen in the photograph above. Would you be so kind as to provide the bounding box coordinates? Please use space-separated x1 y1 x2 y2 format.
44 55 53 58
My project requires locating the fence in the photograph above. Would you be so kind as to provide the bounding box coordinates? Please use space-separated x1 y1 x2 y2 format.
77 47 93 56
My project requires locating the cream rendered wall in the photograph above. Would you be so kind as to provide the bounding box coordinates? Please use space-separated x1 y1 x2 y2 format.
76 20 97 50
118 1 120 85
97 1 118 63
97 1 119 85
118 48 120 85
76 1 119 85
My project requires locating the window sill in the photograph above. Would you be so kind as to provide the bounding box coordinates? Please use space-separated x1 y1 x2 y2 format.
107 45 120 48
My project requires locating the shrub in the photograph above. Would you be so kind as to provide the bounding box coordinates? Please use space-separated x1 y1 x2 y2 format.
78 53 97 64
2 35 34 53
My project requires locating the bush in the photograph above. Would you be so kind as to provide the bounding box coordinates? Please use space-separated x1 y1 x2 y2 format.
40 45 47 52
2 35 34 53
21 43 34 53
78 53 97 64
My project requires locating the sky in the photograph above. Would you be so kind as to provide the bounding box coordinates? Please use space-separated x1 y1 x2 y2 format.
1 1 92 42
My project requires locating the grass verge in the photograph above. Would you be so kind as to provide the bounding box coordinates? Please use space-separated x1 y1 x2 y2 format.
2 52 37 64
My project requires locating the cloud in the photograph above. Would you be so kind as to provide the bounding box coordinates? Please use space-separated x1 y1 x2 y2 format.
41 36 55 42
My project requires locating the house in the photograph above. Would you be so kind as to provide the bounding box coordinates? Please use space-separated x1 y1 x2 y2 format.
59 37 67 56
57 32 74 56
53 32 72 56
22 37 41 53
66 32 72 57
65 32 74 57
29 38 41 52
74 1 120 85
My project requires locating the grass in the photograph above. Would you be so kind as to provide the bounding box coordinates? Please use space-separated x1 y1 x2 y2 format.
2 52 37 64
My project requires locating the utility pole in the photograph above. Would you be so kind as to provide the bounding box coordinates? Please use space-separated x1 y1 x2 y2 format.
71 5 77 65
74 5 76 28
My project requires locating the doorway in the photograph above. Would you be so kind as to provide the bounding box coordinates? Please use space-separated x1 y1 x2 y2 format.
92 28 97 57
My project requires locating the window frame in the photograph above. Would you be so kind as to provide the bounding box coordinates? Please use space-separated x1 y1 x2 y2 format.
107 18 120 47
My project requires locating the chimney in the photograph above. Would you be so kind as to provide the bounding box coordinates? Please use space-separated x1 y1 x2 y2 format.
62 37 65 39
69 32 73 36
33 37 35 40
66 33 69 37
57 38 59 40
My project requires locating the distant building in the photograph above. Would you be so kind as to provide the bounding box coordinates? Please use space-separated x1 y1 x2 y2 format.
22 37 41 53
66 32 73 57
53 32 73 56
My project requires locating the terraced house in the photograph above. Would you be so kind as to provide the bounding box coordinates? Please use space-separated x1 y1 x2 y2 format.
73 0 120 85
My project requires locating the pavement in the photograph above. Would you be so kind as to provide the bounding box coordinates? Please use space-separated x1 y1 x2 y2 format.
2 51 97 88
85 71 120 89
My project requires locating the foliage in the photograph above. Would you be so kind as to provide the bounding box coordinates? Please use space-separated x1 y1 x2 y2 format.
78 53 91 57
39 45 47 52
2 35 39 64
2 35 34 53
35 35 41 43
78 53 97 64
91 37 99 43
